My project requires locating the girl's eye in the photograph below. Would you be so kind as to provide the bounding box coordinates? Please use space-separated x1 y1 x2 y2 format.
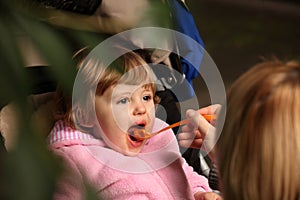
117 97 130 104
143 95 152 101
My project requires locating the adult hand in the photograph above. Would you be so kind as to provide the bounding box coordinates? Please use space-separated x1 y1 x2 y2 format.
178 104 221 152
194 191 223 200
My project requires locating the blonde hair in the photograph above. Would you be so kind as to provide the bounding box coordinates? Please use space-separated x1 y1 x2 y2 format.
56 46 159 130
217 59 300 200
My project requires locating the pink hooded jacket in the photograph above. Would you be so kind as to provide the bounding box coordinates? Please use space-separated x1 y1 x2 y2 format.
48 118 211 199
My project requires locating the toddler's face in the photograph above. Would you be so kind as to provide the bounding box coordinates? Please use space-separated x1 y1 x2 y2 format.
95 83 156 156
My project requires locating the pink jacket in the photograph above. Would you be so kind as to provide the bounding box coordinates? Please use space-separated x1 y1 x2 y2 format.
48 118 211 200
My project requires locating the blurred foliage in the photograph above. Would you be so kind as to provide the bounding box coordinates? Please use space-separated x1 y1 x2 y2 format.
0 1 74 200
0 0 170 199
0 0 103 199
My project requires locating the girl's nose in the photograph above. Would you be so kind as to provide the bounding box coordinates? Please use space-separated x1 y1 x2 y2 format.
132 100 146 115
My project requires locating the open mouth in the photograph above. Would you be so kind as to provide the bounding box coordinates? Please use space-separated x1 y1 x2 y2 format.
128 124 146 142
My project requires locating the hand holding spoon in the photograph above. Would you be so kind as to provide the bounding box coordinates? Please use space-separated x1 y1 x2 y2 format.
130 114 216 141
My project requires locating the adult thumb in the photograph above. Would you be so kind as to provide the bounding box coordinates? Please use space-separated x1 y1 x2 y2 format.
186 109 210 136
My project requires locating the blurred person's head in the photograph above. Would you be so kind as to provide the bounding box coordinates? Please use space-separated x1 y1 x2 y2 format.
217 59 300 200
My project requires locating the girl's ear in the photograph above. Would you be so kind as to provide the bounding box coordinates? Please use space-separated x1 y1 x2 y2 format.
154 95 161 105
72 104 95 131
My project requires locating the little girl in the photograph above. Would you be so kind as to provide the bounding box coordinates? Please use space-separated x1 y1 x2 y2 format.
48 46 221 200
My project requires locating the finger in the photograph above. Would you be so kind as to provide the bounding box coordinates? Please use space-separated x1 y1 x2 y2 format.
177 132 195 140
178 130 204 149
186 109 211 136
198 104 221 115
194 129 204 140
190 138 204 149
178 139 194 148
178 128 203 140
186 109 202 127
181 124 194 133
197 115 212 137
179 138 203 149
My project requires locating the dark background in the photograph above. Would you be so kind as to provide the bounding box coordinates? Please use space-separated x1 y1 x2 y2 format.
187 0 300 107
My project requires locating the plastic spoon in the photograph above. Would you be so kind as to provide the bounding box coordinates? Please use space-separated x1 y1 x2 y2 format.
131 114 216 141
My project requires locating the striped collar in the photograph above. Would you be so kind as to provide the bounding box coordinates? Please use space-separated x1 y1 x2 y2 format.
48 120 94 144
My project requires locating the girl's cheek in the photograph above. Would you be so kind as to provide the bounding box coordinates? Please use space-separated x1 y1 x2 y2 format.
149 104 156 117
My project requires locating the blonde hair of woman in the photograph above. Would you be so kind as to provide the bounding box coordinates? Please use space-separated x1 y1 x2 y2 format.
217 59 300 200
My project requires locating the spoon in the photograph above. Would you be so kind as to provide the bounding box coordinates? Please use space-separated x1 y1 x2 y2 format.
130 114 216 141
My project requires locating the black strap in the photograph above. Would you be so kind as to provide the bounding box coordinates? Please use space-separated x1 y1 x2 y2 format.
37 0 102 15
208 163 220 191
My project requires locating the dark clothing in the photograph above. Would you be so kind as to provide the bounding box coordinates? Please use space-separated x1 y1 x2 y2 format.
156 89 203 175
168 0 204 101
161 0 206 177
156 89 181 134
208 163 220 191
